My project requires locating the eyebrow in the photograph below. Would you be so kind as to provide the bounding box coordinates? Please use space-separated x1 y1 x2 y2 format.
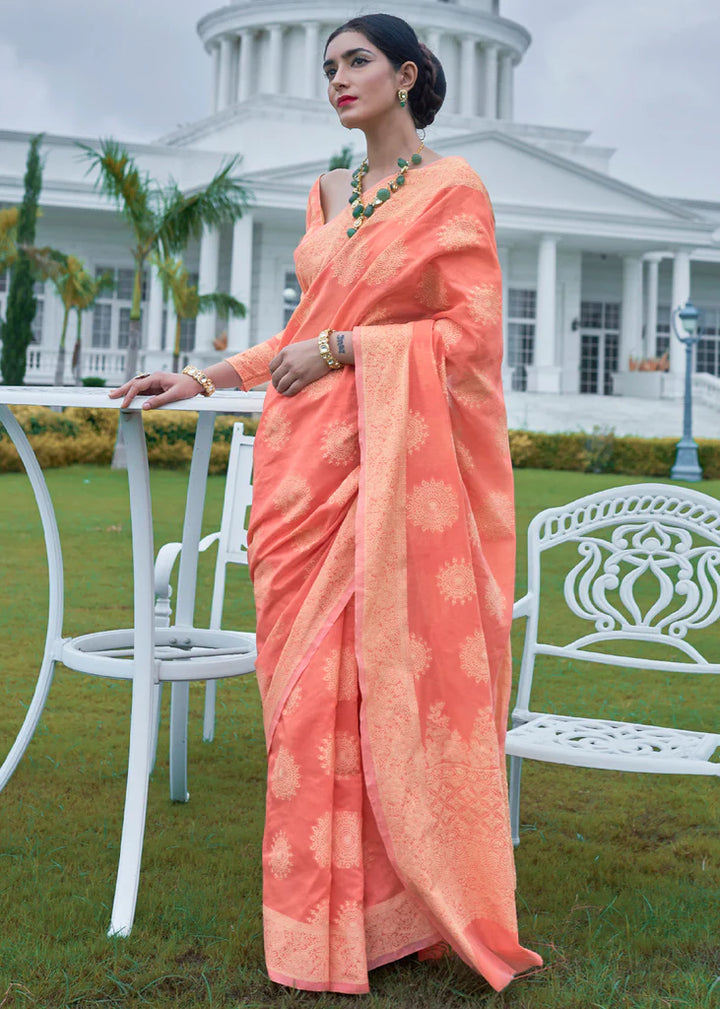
322 47 373 70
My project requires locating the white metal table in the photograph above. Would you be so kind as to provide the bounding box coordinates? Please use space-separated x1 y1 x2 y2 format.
0 386 264 937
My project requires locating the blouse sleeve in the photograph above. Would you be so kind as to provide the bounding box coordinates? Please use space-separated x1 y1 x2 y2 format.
225 332 282 391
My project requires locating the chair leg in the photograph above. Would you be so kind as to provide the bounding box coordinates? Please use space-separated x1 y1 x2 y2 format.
149 682 163 775
169 681 190 802
509 755 523 847
202 680 217 743
107 670 156 937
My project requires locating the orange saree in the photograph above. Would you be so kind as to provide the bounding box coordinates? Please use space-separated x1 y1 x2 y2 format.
226 156 542 993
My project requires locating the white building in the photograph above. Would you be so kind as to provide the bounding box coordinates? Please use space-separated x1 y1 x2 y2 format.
1 0 719 398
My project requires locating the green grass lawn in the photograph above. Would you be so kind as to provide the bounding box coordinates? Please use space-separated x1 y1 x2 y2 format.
0 466 719 1009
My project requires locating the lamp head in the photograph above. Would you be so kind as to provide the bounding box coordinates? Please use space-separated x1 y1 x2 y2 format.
677 300 700 337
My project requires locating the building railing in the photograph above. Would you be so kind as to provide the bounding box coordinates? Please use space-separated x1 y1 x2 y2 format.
692 371 720 412
25 348 131 386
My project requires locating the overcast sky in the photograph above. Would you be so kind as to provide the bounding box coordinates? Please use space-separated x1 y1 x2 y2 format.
1 0 718 201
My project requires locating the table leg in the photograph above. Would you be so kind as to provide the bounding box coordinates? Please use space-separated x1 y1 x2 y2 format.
168 412 215 803
0 406 64 792
108 411 156 937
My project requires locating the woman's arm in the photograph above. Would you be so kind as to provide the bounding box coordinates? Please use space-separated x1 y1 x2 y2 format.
112 328 356 408
110 359 242 410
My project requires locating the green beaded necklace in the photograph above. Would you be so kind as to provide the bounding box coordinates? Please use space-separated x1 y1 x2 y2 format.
346 141 424 239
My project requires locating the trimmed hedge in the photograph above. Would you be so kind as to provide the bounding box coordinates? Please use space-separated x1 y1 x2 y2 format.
0 407 718 479
508 428 720 480
0 406 260 475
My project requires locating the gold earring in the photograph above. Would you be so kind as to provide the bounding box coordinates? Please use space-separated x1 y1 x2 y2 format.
398 89 408 108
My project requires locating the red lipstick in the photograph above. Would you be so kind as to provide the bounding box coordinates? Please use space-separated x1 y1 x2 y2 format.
337 96 357 108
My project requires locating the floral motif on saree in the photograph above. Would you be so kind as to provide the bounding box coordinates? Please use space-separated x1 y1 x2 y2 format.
226 156 542 994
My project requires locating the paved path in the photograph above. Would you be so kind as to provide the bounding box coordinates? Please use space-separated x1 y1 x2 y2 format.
506 392 719 439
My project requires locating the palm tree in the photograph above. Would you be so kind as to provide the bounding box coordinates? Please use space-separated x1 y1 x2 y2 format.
80 139 251 382
154 255 246 372
23 248 114 385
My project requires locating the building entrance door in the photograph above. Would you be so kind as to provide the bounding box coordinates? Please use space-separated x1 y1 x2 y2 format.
579 301 621 395
580 332 619 394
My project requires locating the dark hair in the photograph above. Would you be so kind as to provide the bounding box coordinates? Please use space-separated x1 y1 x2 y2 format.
325 14 447 129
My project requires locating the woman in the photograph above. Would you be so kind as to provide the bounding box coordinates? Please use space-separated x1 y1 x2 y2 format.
112 13 541 994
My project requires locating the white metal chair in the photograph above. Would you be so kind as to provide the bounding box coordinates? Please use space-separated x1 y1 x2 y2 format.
507 483 720 846
153 422 255 800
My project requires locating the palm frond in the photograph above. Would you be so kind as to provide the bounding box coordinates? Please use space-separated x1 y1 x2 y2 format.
78 139 155 244
197 292 246 319
21 245 70 284
0 207 20 270
156 157 252 257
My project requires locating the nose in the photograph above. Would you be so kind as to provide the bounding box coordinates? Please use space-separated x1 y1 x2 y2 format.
332 65 349 89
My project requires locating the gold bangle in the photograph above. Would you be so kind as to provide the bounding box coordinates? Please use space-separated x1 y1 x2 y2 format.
318 329 343 370
182 364 216 396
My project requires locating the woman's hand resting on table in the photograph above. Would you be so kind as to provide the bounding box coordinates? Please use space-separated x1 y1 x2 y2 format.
109 371 206 410
109 360 241 409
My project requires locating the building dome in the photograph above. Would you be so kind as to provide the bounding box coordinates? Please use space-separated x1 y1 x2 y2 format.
197 0 530 122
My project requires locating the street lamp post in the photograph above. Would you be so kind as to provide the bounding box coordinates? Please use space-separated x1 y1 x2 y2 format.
670 300 703 482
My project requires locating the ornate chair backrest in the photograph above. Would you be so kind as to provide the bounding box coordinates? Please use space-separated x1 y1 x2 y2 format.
514 484 720 713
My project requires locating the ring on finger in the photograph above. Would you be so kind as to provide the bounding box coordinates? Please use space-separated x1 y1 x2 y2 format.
133 372 150 380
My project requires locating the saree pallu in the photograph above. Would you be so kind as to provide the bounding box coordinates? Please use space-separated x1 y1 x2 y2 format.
227 156 542 993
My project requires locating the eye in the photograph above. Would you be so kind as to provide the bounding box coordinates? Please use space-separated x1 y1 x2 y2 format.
351 56 368 67
324 67 336 80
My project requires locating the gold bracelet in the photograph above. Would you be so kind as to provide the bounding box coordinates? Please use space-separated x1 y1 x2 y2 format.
318 329 343 370
182 364 216 396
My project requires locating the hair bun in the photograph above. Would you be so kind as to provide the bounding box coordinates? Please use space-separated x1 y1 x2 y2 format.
418 43 438 85
411 42 446 128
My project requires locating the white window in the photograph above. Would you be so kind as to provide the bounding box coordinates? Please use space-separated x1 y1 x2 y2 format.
507 288 536 391
283 270 301 326
92 303 113 349
695 306 720 377
91 265 146 350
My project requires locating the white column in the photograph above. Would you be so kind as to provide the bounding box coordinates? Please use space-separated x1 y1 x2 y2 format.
195 227 221 353
484 44 499 119
644 254 662 359
164 303 177 360
145 268 164 353
210 43 221 114
268 25 284 95
528 235 562 392
460 36 476 117
303 22 320 98
427 28 442 56
670 250 691 378
228 215 253 353
621 255 644 368
238 31 253 102
217 36 234 110
229 35 240 105
498 51 514 120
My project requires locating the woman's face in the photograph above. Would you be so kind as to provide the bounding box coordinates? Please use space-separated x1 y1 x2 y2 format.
323 30 409 128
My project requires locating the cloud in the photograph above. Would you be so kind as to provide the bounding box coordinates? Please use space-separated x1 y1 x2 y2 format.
0 0 211 141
